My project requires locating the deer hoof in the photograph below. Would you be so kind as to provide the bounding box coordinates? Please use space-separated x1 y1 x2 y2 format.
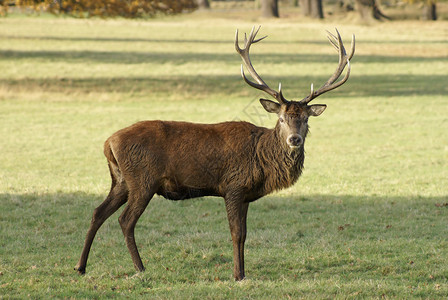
234 275 246 281
75 266 86 275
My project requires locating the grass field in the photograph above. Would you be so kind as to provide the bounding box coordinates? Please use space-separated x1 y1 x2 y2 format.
0 10 447 299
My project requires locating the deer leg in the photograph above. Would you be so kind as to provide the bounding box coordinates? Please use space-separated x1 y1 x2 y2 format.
75 182 128 274
225 197 249 281
240 202 249 273
118 189 154 272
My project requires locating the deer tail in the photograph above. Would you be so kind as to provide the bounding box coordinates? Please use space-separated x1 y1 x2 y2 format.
104 138 124 184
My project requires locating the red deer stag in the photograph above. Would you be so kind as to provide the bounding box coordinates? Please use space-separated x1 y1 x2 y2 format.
75 27 355 281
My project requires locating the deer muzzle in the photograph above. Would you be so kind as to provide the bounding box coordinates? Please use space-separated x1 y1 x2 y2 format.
287 134 303 149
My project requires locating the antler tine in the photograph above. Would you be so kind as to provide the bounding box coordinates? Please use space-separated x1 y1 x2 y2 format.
326 30 339 51
278 82 286 100
328 30 355 61
336 29 347 62
348 34 355 60
248 26 256 46
300 29 355 104
252 26 267 44
235 26 288 104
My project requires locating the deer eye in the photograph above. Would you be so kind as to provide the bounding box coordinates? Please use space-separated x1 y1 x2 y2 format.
279 117 284 123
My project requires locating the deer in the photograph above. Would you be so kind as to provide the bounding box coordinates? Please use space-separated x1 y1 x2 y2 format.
75 26 355 281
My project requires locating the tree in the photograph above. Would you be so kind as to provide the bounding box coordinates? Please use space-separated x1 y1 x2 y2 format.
354 0 390 21
300 0 324 18
261 0 279 18
422 0 437 20
401 0 437 20
14 0 197 18
196 0 210 10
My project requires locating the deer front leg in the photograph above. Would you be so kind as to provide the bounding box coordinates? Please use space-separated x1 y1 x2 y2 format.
224 196 249 281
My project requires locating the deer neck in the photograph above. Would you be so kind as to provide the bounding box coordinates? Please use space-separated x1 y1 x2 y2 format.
257 126 305 194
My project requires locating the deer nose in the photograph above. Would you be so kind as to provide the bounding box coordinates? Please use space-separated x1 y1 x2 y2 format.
287 134 303 148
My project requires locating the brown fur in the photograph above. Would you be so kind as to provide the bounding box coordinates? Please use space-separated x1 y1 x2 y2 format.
75 101 318 281
107 119 305 201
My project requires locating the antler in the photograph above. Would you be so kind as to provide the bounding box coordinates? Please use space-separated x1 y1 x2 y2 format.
300 29 355 104
235 26 288 104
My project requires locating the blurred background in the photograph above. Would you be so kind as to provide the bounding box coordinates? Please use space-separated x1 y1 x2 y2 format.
2 0 448 20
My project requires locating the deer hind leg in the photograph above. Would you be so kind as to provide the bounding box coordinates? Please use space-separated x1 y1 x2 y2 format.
118 187 155 272
75 166 128 274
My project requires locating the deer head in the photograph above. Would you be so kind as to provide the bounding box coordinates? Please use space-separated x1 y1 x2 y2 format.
235 26 355 149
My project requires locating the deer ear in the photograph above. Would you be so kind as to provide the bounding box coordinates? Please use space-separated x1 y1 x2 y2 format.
308 104 327 117
259 99 281 114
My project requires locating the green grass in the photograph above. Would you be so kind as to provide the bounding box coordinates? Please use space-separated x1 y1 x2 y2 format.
1 13 447 299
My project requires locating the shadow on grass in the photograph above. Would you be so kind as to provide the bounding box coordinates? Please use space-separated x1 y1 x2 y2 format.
1 191 447 249
3 34 448 45
1 73 447 98
1 192 447 286
1 49 447 65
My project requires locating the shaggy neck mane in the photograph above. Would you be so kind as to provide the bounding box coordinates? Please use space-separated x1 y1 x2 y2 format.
256 124 305 195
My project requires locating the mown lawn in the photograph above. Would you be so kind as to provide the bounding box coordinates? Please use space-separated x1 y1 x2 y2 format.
0 12 447 299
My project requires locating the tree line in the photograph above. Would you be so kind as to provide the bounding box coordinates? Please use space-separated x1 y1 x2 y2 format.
244 0 438 21
3 0 197 17
2 0 440 20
